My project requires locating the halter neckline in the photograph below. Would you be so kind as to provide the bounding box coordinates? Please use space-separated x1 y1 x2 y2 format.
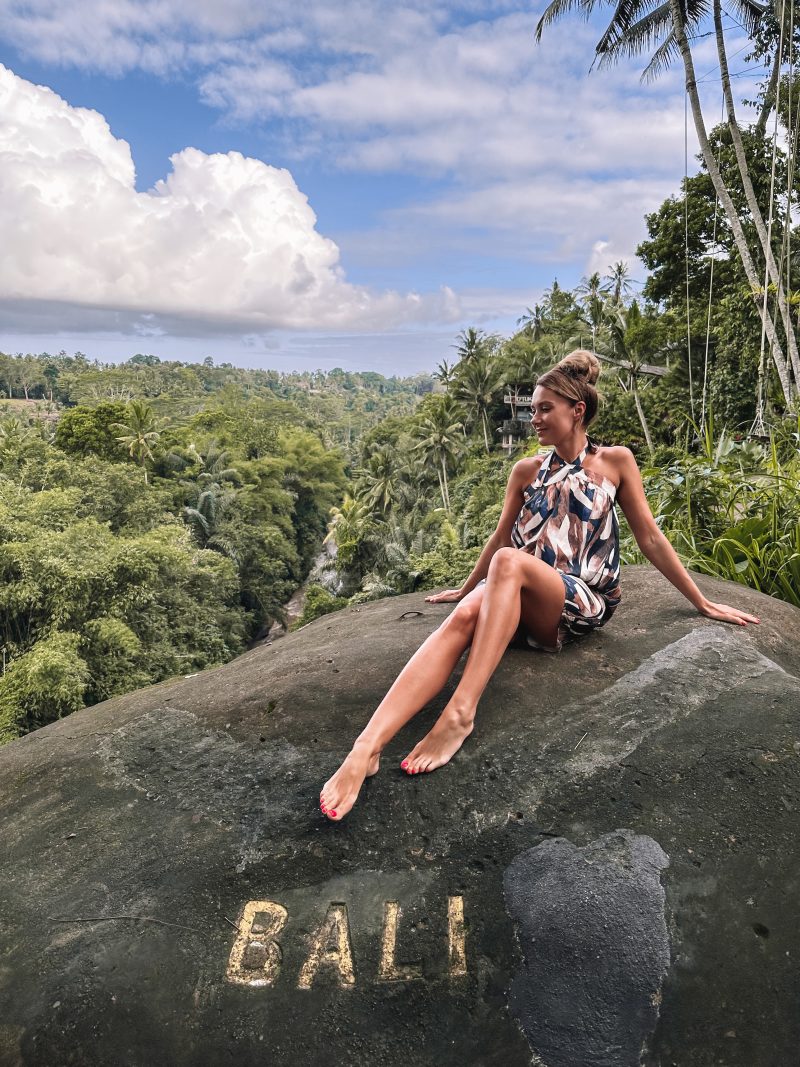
551 439 590 467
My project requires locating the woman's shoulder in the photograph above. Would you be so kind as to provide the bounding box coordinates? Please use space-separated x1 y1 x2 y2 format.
511 452 547 482
593 443 637 465
592 444 639 483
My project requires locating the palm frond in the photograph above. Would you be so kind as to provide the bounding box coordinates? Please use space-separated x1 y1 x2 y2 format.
206 534 239 562
726 0 767 33
596 2 672 63
535 0 604 40
594 0 664 53
640 28 680 80
183 507 210 538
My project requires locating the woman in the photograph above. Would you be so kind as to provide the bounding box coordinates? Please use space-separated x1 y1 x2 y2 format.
319 350 760 821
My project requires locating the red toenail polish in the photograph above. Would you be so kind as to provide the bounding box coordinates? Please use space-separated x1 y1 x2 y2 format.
401 761 408 768
330 810 337 817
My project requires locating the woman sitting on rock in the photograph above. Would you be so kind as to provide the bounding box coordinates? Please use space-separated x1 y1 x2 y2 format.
319 349 759 821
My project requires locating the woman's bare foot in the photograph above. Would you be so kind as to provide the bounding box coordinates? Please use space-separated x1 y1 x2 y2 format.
401 705 475 774
320 740 380 821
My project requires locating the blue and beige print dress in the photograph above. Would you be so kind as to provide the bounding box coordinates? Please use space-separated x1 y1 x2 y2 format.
510 440 621 652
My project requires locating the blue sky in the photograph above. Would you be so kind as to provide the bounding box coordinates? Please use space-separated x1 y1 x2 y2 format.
0 1 763 374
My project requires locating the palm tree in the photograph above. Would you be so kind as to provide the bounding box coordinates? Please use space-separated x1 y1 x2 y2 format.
356 513 431 599
591 301 657 455
711 0 800 391
535 0 798 410
453 327 488 366
516 304 546 340
453 355 504 452
354 445 407 515
188 438 241 485
412 399 465 510
324 494 384 577
0 417 36 476
501 336 552 392
434 358 457 390
603 262 635 306
183 484 239 559
575 272 610 347
112 400 162 484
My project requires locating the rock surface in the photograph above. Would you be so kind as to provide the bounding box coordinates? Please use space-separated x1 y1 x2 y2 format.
504 830 671 1067
1 565 799 1066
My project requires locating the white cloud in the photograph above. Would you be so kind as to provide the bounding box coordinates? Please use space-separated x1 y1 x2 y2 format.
0 65 458 333
0 0 773 354
0 0 440 74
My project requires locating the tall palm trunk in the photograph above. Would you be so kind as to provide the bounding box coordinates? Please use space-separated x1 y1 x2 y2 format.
713 0 800 389
669 0 796 409
434 463 448 510
440 455 451 510
481 410 490 452
631 377 654 456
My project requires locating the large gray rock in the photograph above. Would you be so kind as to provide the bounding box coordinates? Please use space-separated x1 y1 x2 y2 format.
1 566 799 1066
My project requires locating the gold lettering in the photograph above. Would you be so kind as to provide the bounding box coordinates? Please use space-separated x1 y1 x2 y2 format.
226 900 288 987
447 895 467 977
297 903 356 989
377 902 423 982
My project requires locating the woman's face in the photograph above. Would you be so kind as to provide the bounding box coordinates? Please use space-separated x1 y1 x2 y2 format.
530 386 585 444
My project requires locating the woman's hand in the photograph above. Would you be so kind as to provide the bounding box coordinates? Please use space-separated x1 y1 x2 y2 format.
699 600 761 626
424 588 464 604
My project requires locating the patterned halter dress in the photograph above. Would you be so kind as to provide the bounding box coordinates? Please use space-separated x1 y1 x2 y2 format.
510 439 622 652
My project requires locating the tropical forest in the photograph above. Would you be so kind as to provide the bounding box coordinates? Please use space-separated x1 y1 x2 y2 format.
2 0 800 745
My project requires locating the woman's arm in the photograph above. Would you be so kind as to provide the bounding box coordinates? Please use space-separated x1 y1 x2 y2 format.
614 447 760 627
424 456 542 604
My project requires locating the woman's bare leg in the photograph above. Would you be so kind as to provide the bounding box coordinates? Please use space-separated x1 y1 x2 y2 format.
402 550 565 773
319 587 485 820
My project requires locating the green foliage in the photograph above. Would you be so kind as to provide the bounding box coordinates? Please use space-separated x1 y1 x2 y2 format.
0 355 380 743
409 520 481 589
708 291 762 427
291 585 350 630
0 631 89 743
53 402 128 459
112 399 163 481
620 419 800 606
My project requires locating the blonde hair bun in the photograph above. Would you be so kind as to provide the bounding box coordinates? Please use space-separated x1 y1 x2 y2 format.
556 349 601 387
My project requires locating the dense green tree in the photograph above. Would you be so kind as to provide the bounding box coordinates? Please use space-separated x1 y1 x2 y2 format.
0 631 89 743
53 402 129 459
291 585 350 630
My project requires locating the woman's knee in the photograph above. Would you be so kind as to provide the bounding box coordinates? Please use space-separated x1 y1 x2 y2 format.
487 546 521 580
443 597 480 637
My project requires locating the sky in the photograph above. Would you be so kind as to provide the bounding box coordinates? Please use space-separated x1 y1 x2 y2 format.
0 1 766 375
